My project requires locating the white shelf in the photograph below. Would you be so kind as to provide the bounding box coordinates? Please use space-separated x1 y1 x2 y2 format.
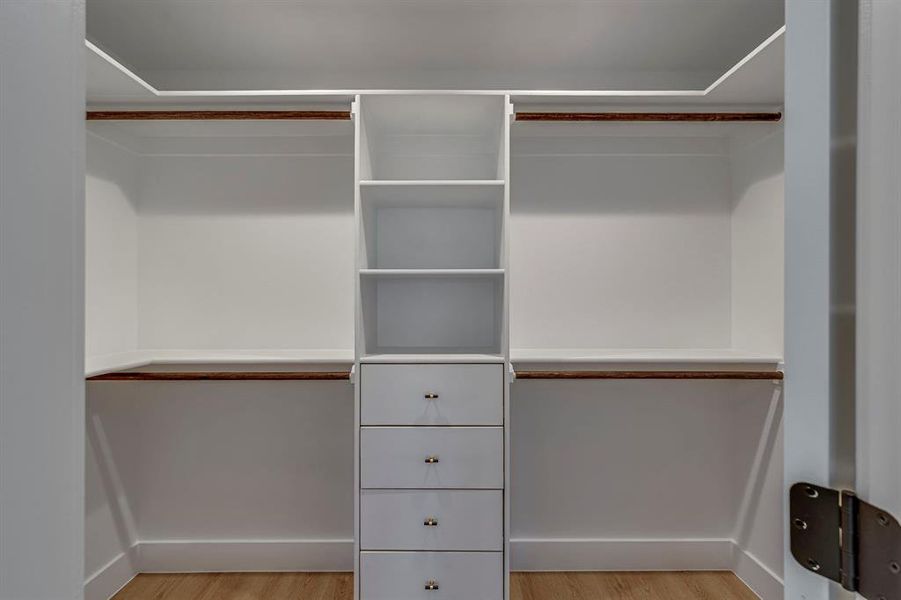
361 353 505 364
86 349 355 377
88 348 782 376
360 180 504 186
360 269 504 277
511 348 783 367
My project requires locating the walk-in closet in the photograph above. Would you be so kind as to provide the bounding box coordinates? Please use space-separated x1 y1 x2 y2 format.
11 1 899 600
77 3 795 600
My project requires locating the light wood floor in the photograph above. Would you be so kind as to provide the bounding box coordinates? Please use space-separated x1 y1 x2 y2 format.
113 571 759 600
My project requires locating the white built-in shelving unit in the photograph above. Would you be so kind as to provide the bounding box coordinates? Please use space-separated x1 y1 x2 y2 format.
354 94 512 599
83 26 787 600
356 95 510 362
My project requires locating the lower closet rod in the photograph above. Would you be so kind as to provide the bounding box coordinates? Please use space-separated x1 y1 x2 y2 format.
86 110 352 121
516 370 783 380
87 371 351 381
514 111 782 122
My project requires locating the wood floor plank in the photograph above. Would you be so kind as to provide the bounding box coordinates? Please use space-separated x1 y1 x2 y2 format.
112 571 757 600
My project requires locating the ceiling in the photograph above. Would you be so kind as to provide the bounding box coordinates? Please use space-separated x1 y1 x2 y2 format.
86 0 784 92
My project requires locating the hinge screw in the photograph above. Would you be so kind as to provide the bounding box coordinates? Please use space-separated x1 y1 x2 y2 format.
807 558 822 572
804 486 819 499
793 518 808 530
877 512 891 527
889 561 900 575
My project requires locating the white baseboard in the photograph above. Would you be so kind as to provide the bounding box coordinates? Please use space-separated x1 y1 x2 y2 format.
85 538 783 600
510 538 784 600
731 545 784 600
84 546 139 600
510 538 735 571
138 539 354 573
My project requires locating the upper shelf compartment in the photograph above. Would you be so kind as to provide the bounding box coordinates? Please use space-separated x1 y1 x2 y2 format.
359 95 507 181
360 181 504 269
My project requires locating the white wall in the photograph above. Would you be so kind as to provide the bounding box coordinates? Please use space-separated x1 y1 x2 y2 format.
84 121 356 361
0 2 85 599
728 126 785 599
507 124 785 598
86 133 139 360
84 380 355 598
83 115 786 599
137 154 354 352
511 380 773 539
510 379 783 600
510 125 733 351
730 125 784 355
84 123 357 598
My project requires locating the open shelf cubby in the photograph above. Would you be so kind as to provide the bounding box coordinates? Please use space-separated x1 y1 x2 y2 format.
359 94 507 181
359 270 504 357
360 181 504 269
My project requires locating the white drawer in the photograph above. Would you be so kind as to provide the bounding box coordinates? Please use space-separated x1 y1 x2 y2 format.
360 489 502 551
361 551 502 600
361 364 503 426
361 427 503 489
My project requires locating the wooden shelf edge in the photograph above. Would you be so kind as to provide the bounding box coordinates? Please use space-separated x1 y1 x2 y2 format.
86 110 352 121
87 371 351 381
515 370 783 380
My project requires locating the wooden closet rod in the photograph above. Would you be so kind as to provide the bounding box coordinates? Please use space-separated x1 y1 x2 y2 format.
516 370 783 380
515 112 782 123
87 371 351 381
86 110 352 121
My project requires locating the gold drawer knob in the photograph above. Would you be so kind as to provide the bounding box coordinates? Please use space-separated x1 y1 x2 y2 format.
424 455 440 464
424 580 440 591
423 517 439 527
424 393 439 399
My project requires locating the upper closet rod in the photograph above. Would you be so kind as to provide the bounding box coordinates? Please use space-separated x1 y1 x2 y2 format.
86 110 351 121
515 111 782 122
86 110 780 123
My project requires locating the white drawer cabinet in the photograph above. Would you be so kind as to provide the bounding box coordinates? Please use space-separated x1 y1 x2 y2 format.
360 551 502 600
361 427 503 489
360 489 503 551
361 364 503 426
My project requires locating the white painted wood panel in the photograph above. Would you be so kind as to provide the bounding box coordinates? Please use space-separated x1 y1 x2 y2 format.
857 0 901 531
361 364 503 425
361 428 503 489
361 551 502 600
360 490 503 551
1 2 85 597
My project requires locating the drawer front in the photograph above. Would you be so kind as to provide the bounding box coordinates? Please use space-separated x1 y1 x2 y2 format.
361 427 503 489
361 364 503 426
360 490 502 551
361 551 502 600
